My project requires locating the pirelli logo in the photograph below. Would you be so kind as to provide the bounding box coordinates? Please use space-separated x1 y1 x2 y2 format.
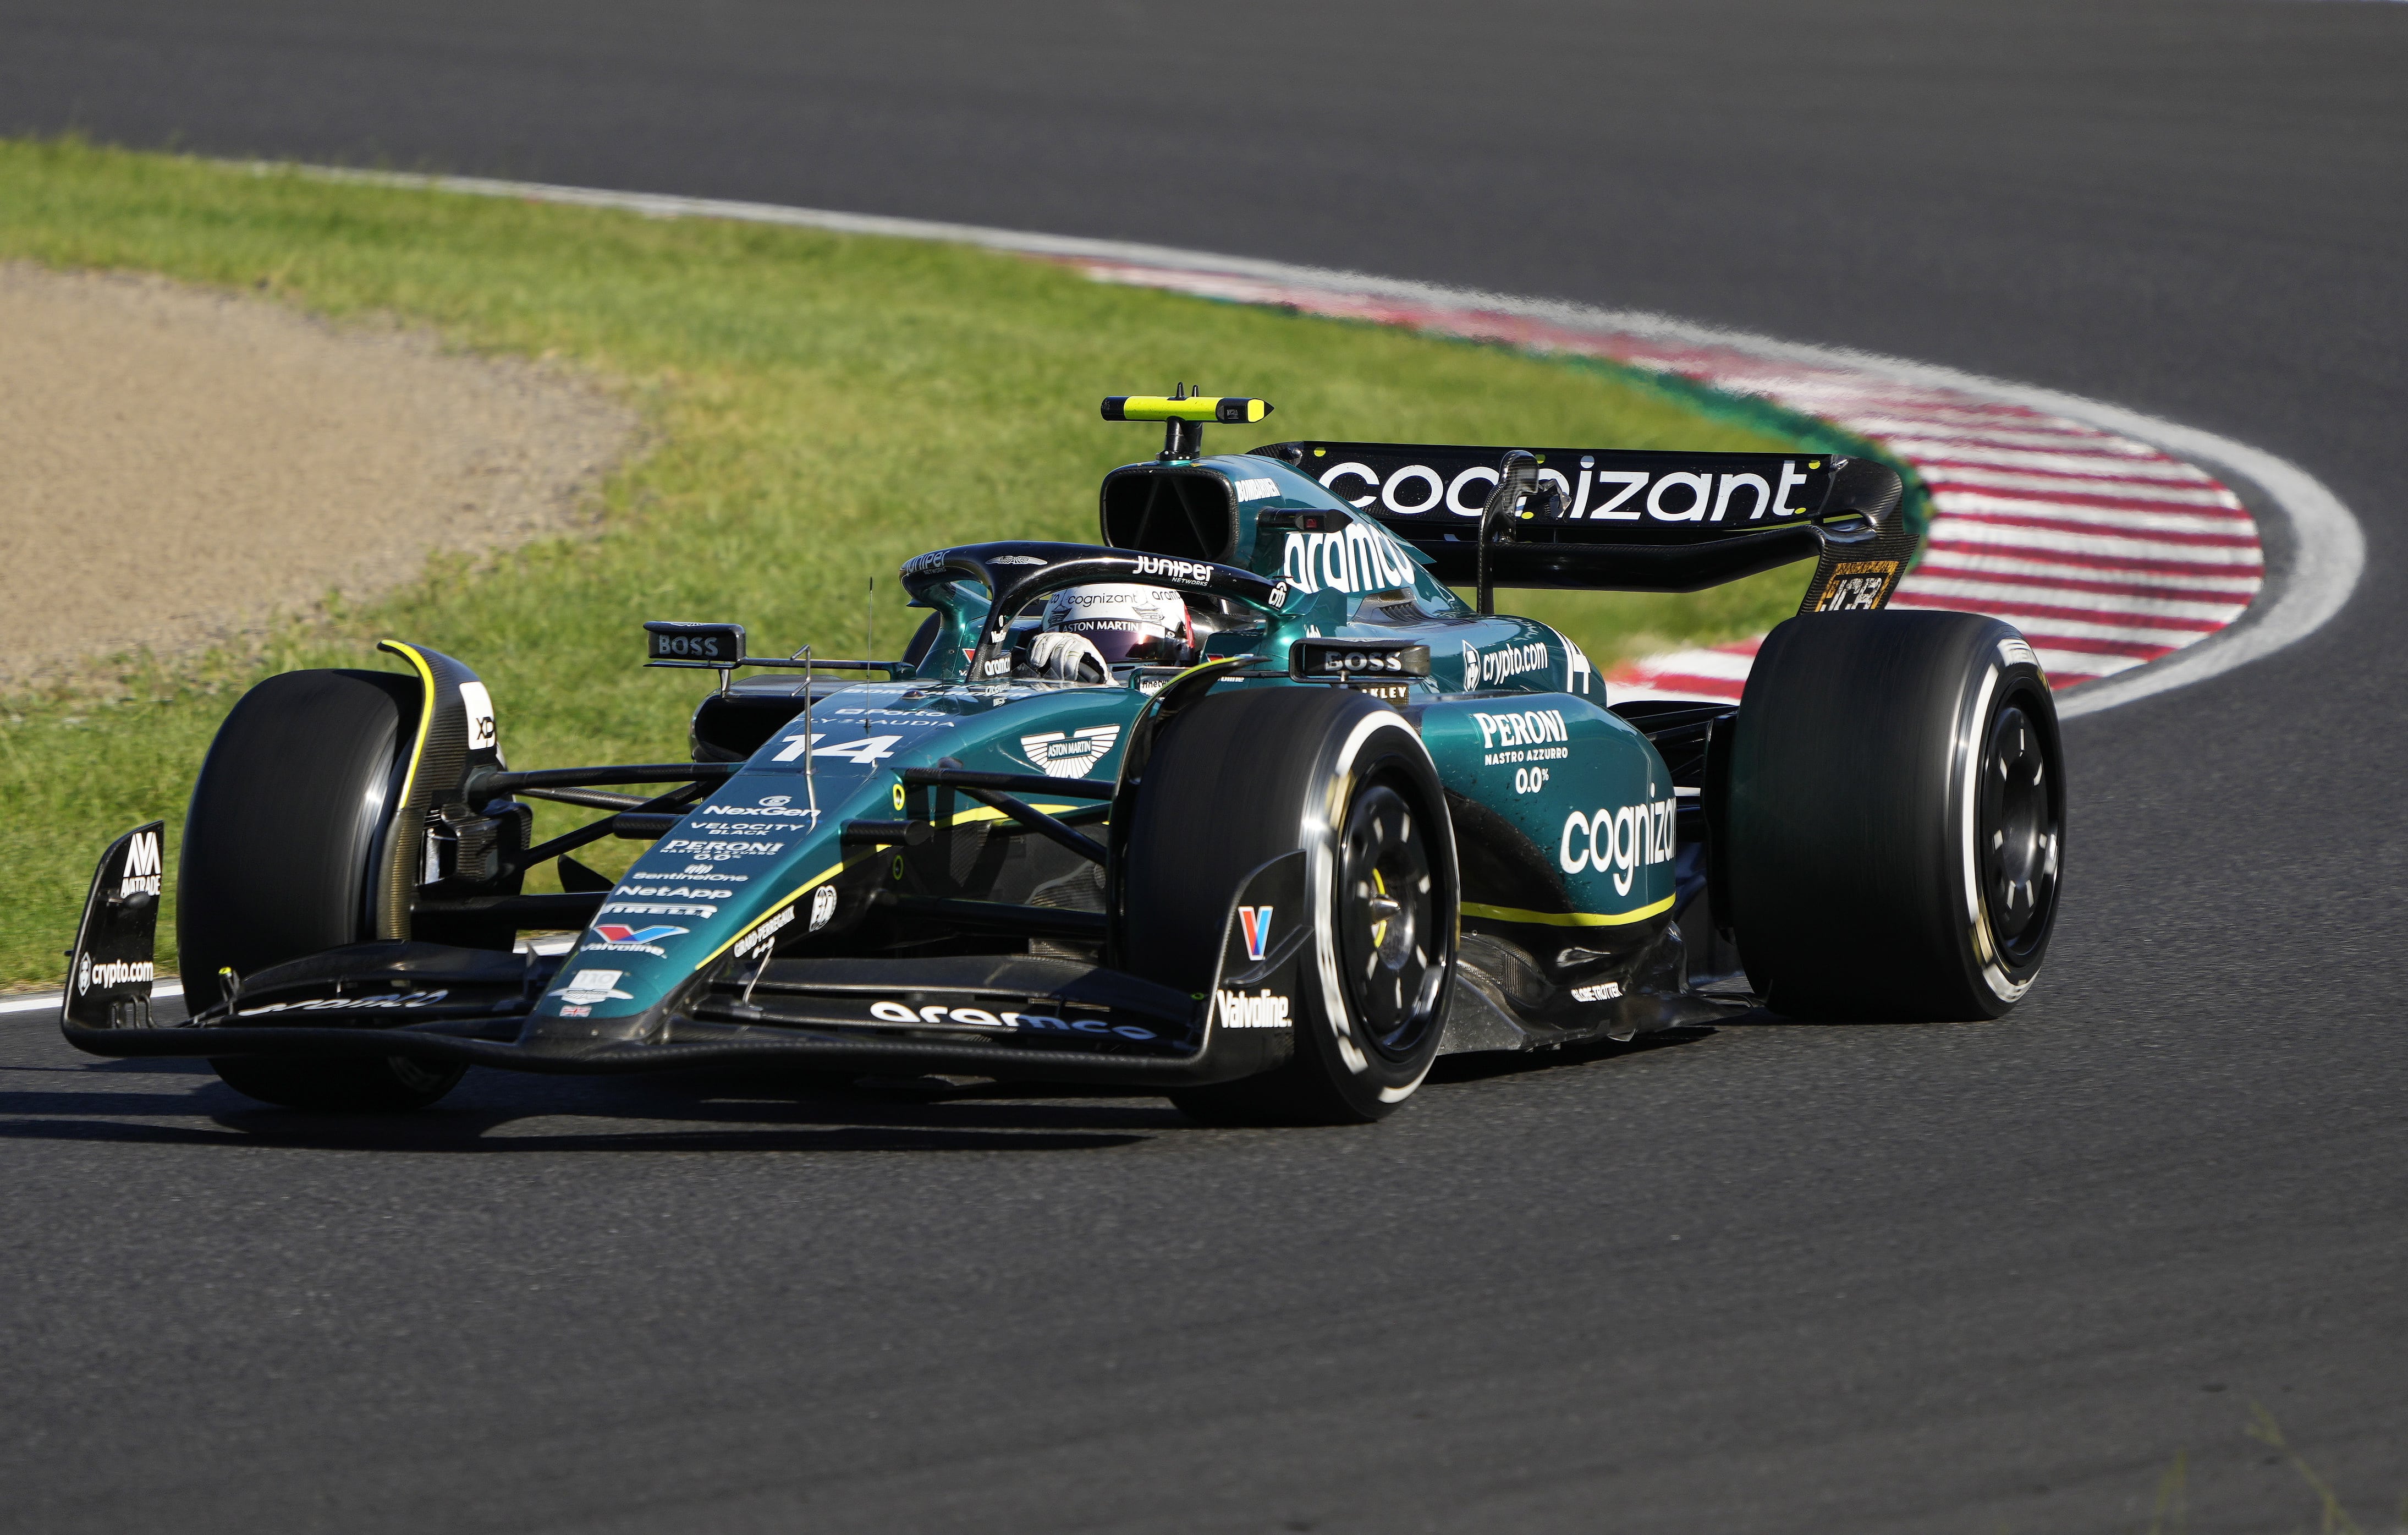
1811 559 1901 613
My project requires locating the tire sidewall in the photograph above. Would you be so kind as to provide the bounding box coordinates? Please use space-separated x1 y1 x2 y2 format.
1123 685 1458 1122
1295 706 1457 1117
1942 655 2061 1012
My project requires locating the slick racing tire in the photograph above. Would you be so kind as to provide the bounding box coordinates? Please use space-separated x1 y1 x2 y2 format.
1724 611 2064 1021
1123 686 1458 1125
183 668 467 1112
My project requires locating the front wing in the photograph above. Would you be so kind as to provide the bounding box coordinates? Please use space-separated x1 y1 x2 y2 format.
61 832 1309 1089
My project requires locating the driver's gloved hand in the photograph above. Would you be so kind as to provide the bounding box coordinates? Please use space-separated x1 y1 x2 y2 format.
1020 631 1112 683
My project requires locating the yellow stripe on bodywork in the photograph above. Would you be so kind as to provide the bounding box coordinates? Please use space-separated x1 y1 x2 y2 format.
1460 895 1675 928
376 639 439 823
696 802 1088 966
696 853 870 967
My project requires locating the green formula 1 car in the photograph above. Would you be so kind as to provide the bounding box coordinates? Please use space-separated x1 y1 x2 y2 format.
60 392 2064 1122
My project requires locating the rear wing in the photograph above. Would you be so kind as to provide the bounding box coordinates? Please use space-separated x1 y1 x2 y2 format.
1252 441 1916 612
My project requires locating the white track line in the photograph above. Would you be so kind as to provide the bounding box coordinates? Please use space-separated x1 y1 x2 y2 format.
0 980 182 1016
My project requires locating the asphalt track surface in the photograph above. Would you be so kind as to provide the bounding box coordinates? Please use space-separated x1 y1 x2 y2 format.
3 3 2405 1530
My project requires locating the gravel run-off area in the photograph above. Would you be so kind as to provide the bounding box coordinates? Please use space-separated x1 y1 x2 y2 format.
0 262 636 689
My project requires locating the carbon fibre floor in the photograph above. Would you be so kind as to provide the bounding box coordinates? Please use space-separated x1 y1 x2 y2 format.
2 3 2404 1530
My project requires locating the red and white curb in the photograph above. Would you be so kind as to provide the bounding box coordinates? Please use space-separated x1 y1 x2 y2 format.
1065 260 2261 705
275 165 2361 722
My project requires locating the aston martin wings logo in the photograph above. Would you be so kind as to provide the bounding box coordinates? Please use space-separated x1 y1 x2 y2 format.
1019 725 1122 778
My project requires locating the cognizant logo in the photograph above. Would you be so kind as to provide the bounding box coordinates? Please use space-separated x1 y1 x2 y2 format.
1559 797 1678 896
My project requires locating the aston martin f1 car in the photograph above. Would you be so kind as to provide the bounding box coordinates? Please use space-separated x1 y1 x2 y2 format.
61 392 2065 1122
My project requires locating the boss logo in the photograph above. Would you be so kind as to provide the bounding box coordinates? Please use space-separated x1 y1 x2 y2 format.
1292 640 1431 682
644 622 745 666
1331 651 1403 673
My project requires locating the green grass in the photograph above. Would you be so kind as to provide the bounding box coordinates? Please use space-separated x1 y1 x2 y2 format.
0 138 1824 985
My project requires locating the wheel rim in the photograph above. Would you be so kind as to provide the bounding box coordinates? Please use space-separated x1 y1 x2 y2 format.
1978 699 2060 966
1336 781 1444 1061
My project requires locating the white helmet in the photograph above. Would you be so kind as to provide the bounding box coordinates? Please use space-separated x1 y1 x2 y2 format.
1039 584 1198 668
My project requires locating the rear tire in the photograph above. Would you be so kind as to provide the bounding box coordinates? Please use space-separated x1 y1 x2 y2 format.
1121 686 1458 1125
182 668 466 1112
1724 611 2064 1021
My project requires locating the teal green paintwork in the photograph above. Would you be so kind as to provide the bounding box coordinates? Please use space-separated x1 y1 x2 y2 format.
543 452 1672 1030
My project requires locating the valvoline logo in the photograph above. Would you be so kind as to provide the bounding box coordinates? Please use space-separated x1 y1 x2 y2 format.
1237 906 1273 962
594 924 688 946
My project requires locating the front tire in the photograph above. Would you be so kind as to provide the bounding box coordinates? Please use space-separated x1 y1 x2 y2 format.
183 668 466 1112
1120 686 1458 1125
1724 611 2064 1021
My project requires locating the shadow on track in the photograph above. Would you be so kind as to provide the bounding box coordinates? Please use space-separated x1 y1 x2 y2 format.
0 1064 1173 1154
1426 1023 1722 1085
0 1013 1811 1153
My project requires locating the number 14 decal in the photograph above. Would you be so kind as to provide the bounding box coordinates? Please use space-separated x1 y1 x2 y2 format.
773 733 901 766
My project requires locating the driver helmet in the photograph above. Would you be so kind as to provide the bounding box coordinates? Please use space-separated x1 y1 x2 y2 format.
1039 583 1199 668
